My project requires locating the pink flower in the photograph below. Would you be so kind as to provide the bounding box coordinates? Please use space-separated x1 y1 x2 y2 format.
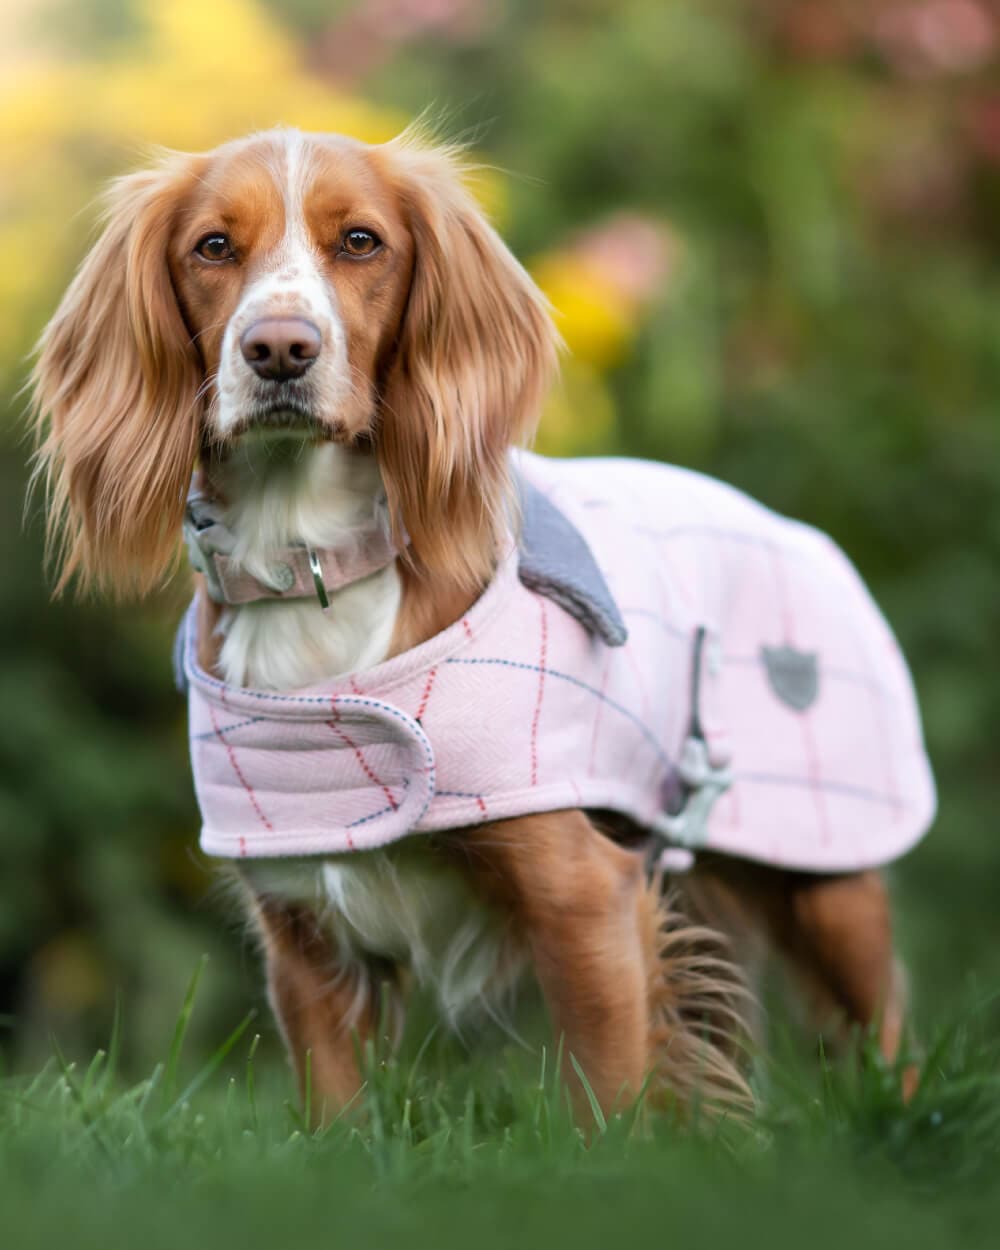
308 0 494 85
568 214 680 306
871 0 996 78
358 0 492 42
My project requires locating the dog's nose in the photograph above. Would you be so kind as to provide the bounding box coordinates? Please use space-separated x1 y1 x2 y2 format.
240 318 321 381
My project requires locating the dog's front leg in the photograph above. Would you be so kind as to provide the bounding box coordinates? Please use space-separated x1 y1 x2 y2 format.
454 810 651 1119
251 896 396 1126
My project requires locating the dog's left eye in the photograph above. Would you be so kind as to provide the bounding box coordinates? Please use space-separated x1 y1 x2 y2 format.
340 229 382 258
194 233 234 262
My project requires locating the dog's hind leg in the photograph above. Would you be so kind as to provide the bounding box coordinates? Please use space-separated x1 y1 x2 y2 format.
677 858 917 1098
771 869 911 1072
682 859 913 1091
251 896 400 1126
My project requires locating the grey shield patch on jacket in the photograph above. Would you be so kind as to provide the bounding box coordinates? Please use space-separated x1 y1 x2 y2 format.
762 644 820 712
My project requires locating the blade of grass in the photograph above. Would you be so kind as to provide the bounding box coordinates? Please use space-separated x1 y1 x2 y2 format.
81 1049 106 1101
157 1009 256 1127
461 1085 476 1162
246 1033 261 1134
404 1022 441 1097
533 1045 548 1136
103 990 123 1095
625 1069 654 1139
163 954 209 1111
49 1036 112 1160
569 1053 607 1137
303 1047 313 1132
136 1063 164 1119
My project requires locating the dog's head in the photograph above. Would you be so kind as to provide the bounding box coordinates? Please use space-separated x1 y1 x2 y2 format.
32 128 559 595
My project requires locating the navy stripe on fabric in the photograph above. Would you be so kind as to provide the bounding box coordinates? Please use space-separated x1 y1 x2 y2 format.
190 716 263 741
443 656 670 766
735 772 905 808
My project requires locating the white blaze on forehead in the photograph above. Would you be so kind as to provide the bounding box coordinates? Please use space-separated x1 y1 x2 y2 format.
243 131 334 320
213 131 351 437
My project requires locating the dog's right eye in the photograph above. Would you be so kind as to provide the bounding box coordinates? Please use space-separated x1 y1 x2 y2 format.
194 233 234 263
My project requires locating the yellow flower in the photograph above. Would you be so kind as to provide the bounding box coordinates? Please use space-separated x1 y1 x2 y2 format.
531 252 637 370
0 0 409 381
535 359 617 457
530 214 678 372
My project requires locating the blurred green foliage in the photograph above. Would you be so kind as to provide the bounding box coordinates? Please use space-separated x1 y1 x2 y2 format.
2 0 999 1070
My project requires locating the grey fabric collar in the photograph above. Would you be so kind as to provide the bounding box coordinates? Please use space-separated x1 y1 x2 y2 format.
515 473 628 648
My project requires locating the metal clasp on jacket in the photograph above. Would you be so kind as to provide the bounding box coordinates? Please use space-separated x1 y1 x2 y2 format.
650 734 732 852
648 624 732 871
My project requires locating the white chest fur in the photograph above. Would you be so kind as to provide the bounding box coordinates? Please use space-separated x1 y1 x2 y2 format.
215 437 512 1021
214 439 401 691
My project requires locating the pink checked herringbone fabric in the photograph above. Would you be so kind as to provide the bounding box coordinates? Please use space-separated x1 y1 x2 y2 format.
182 453 936 871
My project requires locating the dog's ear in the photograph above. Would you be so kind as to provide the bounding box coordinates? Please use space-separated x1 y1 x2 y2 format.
31 154 204 597
376 138 560 591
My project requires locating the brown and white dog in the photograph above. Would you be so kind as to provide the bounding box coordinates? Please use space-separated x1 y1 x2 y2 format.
32 127 912 1123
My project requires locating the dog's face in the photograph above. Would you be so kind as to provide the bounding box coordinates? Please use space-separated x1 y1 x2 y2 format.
33 127 559 595
169 133 414 445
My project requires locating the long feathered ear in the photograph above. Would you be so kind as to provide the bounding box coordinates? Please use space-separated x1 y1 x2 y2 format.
31 154 203 597
376 138 560 591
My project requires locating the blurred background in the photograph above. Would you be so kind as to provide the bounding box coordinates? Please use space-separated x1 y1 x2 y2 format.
1 0 999 1073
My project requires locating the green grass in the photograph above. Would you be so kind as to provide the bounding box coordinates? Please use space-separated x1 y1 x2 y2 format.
3 967 1000 1250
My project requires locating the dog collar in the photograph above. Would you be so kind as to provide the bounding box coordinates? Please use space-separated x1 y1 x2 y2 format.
182 486 403 610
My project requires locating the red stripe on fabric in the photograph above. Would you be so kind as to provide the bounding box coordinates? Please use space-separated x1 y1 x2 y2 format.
622 642 651 724
529 599 549 787
416 667 438 721
767 542 796 644
642 528 698 613
869 652 902 824
666 562 697 612
327 699 397 813
586 652 613 778
800 713 833 847
766 539 831 843
208 702 274 834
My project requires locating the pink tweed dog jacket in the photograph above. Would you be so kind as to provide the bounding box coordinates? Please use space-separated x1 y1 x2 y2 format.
180 453 936 870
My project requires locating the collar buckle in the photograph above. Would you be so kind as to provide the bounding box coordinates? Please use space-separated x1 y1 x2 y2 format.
182 502 228 604
307 548 331 611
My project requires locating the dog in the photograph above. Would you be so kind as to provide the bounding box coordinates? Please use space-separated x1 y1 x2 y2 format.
32 127 935 1123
